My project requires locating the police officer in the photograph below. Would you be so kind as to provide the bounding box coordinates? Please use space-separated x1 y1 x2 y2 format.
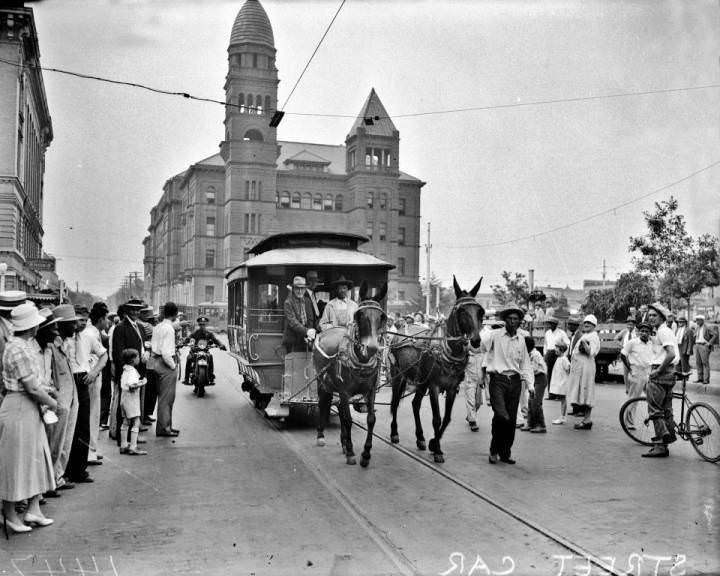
183 316 226 385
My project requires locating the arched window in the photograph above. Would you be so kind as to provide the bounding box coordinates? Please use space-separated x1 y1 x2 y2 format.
335 194 343 211
312 194 322 211
246 94 254 112
256 95 263 114
280 191 290 208
238 93 245 113
324 194 333 211
243 129 264 142
301 193 312 210
264 95 271 113
291 192 301 209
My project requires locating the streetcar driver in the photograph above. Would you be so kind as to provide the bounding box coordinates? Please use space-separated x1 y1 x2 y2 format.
182 316 226 385
319 275 358 332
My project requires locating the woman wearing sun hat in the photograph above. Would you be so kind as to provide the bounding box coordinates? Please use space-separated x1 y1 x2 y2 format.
0 301 58 534
566 314 601 430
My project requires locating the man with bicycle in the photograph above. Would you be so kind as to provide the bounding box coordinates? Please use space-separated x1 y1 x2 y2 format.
643 302 680 458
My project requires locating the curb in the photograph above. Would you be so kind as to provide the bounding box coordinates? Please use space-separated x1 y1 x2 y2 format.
681 381 720 397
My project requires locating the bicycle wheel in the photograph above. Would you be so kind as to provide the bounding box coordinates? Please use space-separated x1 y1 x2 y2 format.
685 402 720 463
619 397 654 446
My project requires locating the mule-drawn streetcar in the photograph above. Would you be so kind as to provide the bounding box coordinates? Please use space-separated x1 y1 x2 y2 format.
225 231 393 419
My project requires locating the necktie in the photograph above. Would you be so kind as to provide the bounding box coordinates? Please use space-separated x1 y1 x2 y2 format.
299 298 307 325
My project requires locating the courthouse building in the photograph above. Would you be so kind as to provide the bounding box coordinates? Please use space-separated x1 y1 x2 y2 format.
144 0 424 317
0 3 55 292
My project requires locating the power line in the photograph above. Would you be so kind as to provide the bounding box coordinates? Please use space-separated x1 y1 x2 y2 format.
1 56 717 120
435 159 720 250
279 0 347 112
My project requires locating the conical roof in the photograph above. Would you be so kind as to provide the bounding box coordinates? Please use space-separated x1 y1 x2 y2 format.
348 88 397 138
230 0 274 48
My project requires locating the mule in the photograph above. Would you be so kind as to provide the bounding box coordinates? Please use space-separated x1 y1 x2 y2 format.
314 281 388 466
389 276 484 463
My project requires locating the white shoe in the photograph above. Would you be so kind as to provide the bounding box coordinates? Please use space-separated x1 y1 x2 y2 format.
552 418 566 425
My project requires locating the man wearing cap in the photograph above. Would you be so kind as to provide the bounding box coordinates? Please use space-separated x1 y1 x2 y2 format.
283 277 317 353
675 316 694 374
643 302 680 457
319 276 358 332
0 291 27 406
543 316 569 399
693 314 717 384
484 304 534 465
111 299 146 446
620 322 654 429
182 315 226 384
37 308 77 491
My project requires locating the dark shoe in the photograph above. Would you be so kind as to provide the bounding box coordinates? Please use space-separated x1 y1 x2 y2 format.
157 431 179 437
468 421 479 432
500 457 516 464
44 490 61 498
119 446 129 454
87 460 102 466
642 447 669 458
73 475 94 483
574 422 593 430
530 427 547 433
139 426 149 432
663 432 678 444
488 453 498 464
127 448 148 456
171 428 180 434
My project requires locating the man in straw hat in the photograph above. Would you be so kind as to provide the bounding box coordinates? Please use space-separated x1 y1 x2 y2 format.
319 275 358 332
643 302 679 458
484 303 534 465
0 290 27 406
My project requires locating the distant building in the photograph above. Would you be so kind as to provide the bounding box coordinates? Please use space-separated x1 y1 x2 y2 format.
582 279 617 291
0 3 54 291
144 0 424 317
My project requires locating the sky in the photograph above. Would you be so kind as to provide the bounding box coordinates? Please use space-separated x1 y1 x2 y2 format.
28 0 720 297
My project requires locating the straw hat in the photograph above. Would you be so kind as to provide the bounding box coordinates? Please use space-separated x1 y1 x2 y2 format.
292 276 306 289
11 302 46 332
648 302 670 321
52 304 81 323
0 290 27 311
498 304 524 320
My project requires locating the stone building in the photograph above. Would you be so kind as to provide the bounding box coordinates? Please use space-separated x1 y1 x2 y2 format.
145 0 424 318
0 2 54 292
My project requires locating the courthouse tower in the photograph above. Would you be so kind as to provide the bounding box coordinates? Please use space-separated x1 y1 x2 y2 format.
220 0 280 267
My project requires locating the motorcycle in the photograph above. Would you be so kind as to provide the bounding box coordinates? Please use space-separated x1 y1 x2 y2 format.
185 338 217 398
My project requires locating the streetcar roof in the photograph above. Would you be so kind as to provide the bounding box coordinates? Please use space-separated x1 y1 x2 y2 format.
225 247 394 281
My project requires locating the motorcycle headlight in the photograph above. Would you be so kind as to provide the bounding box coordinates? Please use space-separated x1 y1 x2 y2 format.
198 342 207 350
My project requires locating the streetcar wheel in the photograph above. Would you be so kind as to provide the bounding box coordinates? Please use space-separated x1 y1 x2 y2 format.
619 397 654 446
685 402 720 463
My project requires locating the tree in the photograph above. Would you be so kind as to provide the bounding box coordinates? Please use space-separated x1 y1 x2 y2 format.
658 233 720 312
581 289 616 322
612 271 655 320
491 271 529 306
629 196 693 278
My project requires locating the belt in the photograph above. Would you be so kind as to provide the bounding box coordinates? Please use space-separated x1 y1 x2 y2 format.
695 342 708 346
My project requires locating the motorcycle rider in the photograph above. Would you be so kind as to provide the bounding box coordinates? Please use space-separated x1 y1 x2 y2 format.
182 316 226 386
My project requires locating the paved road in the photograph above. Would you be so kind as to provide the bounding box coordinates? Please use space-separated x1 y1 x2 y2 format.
1 350 717 576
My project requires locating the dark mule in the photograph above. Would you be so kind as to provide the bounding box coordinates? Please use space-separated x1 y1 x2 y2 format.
314 281 388 466
389 276 484 463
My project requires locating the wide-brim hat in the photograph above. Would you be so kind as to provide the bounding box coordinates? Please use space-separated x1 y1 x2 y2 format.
0 290 27 311
125 298 144 309
498 304 524 320
583 314 598 326
330 275 353 289
546 316 559 324
11 302 46 332
38 308 57 329
52 303 81 323
648 301 670 321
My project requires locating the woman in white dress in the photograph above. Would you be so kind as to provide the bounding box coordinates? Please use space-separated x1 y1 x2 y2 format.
566 314 601 430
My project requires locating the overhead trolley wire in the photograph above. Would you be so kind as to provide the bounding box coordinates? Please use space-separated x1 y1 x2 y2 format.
435 159 720 250
0 56 717 120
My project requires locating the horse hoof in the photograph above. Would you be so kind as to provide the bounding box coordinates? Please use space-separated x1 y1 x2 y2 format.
417 440 426 451
360 458 369 468
434 453 445 464
346 456 357 465
428 439 438 453
390 434 399 444
316 437 326 447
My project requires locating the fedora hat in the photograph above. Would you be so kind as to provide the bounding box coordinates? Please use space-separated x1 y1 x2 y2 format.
0 290 27 311
11 302 46 332
38 307 57 329
498 303 524 320
330 275 353 289
648 301 670 321
53 303 81 323
125 298 144 309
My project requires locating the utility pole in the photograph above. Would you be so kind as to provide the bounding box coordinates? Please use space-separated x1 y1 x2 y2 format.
602 258 607 289
425 222 431 316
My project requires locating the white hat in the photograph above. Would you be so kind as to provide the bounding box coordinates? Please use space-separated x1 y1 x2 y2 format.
11 302 46 332
695 314 705 320
583 314 598 326
0 290 27 311
292 276 306 288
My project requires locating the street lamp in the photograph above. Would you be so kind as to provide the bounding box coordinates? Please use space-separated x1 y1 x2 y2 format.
0 262 7 292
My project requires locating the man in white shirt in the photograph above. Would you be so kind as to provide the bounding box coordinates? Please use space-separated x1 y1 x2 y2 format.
152 302 180 437
484 305 534 465
319 276 358 332
693 314 717 384
620 322 654 429
543 317 569 399
643 302 679 458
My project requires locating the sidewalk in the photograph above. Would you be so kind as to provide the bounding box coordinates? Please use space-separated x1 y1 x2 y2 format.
681 369 720 396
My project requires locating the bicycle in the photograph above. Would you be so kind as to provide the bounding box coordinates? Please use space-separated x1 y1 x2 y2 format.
619 371 720 463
